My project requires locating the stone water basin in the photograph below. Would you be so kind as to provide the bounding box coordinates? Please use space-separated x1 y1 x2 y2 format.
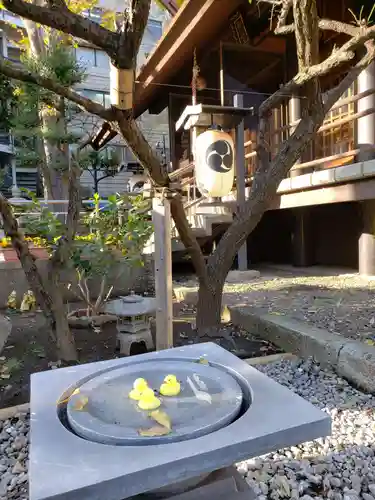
29 343 331 500
66 359 244 445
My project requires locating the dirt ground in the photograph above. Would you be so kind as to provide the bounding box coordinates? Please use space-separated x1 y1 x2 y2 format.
0 301 278 409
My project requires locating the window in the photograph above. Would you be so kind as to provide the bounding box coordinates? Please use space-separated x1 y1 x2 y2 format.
147 19 163 40
95 50 110 69
7 46 21 63
79 89 110 107
82 7 102 23
76 47 95 67
75 47 109 69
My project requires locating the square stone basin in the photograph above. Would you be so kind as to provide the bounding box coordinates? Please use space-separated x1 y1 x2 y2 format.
29 343 331 500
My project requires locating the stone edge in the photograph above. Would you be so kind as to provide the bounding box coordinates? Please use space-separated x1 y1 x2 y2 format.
0 402 29 421
229 306 375 394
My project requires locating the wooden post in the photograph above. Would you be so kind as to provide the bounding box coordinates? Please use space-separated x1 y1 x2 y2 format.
289 96 303 177
359 200 375 275
152 195 173 350
219 41 224 106
234 94 247 270
357 62 375 162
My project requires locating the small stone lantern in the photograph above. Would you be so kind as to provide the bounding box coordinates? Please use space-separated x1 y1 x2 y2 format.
104 292 156 355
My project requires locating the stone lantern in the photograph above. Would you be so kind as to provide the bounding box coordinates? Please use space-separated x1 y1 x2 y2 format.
104 292 156 355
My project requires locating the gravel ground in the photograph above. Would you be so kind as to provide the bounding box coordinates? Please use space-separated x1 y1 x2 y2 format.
175 271 375 342
2 359 375 500
236 358 375 500
0 412 28 499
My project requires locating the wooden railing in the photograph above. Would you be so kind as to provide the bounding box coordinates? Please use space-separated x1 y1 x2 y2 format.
243 83 375 177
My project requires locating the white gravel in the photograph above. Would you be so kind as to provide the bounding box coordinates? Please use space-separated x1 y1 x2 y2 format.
236 358 375 500
1 359 375 500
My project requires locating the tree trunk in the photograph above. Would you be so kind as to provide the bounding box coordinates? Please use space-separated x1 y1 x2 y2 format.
195 277 224 335
49 264 77 362
0 193 77 361
24 19 69 203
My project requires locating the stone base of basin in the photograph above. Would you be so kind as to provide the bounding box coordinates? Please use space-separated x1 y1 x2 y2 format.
146 466 254 500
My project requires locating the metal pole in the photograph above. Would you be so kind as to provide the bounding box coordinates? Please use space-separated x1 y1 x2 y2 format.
234 94 247 271
152 195 173 350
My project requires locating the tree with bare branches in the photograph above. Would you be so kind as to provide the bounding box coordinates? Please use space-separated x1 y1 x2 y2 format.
0 0 375 344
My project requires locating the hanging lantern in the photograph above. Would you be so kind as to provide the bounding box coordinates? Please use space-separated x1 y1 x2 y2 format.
194 128 235 197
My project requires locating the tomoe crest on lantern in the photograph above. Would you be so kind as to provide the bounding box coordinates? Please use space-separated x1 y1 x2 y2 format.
195 128 235 197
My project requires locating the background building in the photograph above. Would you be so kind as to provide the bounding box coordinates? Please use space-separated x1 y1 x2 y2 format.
0 0 170 198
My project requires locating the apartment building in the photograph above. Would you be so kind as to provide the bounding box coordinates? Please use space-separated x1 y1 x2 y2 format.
0 1 170 198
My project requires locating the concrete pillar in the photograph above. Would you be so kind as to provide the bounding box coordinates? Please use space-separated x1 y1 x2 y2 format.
292 208 314 267
359 200 375 275
289 96 303 177
233 94 247 270
357 62 375 162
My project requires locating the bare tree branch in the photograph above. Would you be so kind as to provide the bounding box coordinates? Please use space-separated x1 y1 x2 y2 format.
324 42 375 112
3 0 119 57
119 0 151 67
0 57 115 120
260 0 363 37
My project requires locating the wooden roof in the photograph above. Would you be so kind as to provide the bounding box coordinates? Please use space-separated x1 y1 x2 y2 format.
134 0 244 117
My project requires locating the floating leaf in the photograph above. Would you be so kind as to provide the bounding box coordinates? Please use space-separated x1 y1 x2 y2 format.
58 388 80 405
137 425 171 437
149 410 172 430
194 357 209 365
72 395 88 411
365 339 375 346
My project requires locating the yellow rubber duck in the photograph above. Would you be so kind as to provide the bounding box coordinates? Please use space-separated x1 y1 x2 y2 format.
6 291 17 310
20 290 36 312
160 374 181 397
138 388 161 410
128 378 149 401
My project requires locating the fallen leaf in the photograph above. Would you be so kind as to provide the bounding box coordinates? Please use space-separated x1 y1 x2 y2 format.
137 425 171 437
149 409 172 430
365 339 375 346
194 357 209 365
0 373 10 379
72 395 88 411
57 388 80 405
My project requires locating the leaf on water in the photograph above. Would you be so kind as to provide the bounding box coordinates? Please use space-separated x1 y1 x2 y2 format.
57 387 80 405
365 339 375 346
137 425 171 437
72 395 88 411
149 410 172 430
194 357 209 365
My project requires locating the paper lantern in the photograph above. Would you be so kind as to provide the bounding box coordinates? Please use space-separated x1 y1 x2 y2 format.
194 129 235 197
